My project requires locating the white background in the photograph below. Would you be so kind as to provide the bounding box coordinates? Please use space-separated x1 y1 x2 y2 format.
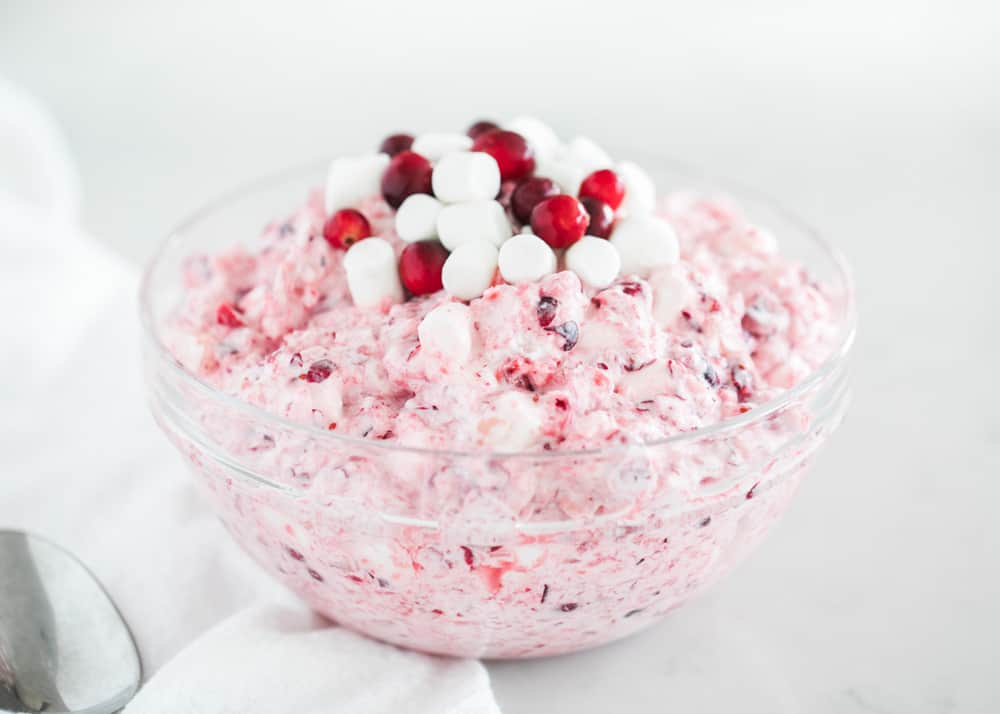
3 1 999 711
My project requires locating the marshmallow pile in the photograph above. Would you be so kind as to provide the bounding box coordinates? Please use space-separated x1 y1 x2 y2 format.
321 117 680 310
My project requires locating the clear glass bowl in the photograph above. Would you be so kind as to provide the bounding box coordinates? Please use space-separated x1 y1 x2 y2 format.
140 160 855 659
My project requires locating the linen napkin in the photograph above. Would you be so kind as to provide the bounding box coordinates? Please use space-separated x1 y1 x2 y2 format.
0 78 501 714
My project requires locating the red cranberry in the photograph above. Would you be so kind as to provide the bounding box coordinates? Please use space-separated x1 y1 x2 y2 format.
378 133 414 156
302 359 334 383
578 169 626 210
511 177 559 224
323 209 372 250
466 120 499 139
381 150 433 209
531 195 589 248
472 129 535 182
579 196 615 238
537 295 559 327
398 241 448 295
216 303 244 328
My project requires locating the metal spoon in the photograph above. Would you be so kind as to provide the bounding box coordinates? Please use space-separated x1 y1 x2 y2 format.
0 531 140 713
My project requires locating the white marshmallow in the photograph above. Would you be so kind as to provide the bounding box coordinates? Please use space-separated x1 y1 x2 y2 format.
436 200 511 251
441 239 499 300
395 194 442 243
418 302 474 364
568 136 613 173
497 233 557 284
342 238 404 308
536 151 588 195
432 152 501 203
324 154 390 214
504 116 561 162
610 216 680 276
565 235 621 289
411 133 473 161
649 269 694 324
616 161 657 216
479 392 541 452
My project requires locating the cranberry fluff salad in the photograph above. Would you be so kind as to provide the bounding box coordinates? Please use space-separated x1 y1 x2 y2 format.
154 116 849 658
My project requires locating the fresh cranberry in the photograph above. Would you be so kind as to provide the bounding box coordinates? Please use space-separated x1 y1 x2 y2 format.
472 129 535 181
466 120 499 139
531 195 589 248
398 241 448 295
381 150 433 209
537 295 558 327
216 303 244 328
578 169 626 210
378 133 414 156
301 359 334 383
511 177 559 224
579 196 614 238
323 209 372 249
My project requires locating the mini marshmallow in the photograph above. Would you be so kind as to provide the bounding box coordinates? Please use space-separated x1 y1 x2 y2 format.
504 116 561 162
565 235 621 289
497 233 557 284
395 194 442 243
536 151 588 195
324 154 390 214
436 200 511 251
649 268 694 324
568 136 613 173
616 161 657 216
432 152 501 203
610 216 680 276
342 238 404 308
411 133 473 161
479 392 542 452
418 302 474 364
441 239 499 300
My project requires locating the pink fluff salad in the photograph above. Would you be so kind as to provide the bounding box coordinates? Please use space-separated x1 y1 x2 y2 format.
160 185 843 658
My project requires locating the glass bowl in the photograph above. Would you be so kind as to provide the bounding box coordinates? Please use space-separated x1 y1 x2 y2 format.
140 159 855 659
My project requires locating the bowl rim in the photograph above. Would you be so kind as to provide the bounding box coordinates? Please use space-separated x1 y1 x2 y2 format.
139 156 857 462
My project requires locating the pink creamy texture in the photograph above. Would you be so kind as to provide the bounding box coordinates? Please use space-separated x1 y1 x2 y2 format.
169 191 835 454
159 186 844 657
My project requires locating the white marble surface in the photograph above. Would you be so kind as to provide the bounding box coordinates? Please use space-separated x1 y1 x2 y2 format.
3 1 998 711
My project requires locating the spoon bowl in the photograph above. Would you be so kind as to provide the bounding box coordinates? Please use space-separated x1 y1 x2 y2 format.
0 531 140 713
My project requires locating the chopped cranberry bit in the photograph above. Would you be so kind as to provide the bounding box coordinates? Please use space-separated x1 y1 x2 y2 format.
579 196 615 238
554 397 569 410
546 321 579 351
381 150 433 208
536 295 558 327
699 516 712 527
579 168 626 210
624 357 655 372
560 603 579 612
703 365 720 386
323 208 372 250
531 195 589 248
466 119 499 139
308 568 325 582
742 297 779 337
461 546 475 568
216 303 244 328
287 547 305 561
432 608 444 615
625 608 645 618
732 364 753 401
301 359 334 383
289 352 304 367
746 481 760 499
327 422 337 430
514 374 535 392
540 585 550 603
597 362 609 370
510 176 559 224
378 132 414 156
399 241 448 295
471 129 535 181
620 281 644 296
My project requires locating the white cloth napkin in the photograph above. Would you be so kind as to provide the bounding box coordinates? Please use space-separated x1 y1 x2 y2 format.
0 78 501 714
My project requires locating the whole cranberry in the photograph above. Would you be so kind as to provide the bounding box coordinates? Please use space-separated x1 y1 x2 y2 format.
398 241 448 295
578 169 626 210
323 208 372 249
466 120 499 139
511 177 560 224
472 129 535 182
378 133 414 156
381 150 433 209
579 196 615 238
530 195 589 249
